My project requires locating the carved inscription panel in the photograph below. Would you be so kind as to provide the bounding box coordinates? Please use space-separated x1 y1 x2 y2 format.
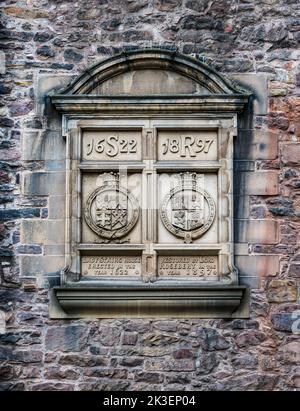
77 124 227 283
157 130 218 161
158 256 218 279
82 256 141 277
82 130 142 161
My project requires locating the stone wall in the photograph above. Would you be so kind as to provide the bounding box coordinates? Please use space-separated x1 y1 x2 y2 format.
0 0 299 391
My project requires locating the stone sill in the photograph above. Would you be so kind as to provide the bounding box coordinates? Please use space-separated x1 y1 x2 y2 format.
49 284 250 319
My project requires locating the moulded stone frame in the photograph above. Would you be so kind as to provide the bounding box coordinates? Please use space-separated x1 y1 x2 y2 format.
60 117 238 285
49 49 251 318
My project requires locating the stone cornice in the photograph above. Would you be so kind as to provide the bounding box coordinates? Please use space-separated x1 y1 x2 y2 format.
51 94 249 114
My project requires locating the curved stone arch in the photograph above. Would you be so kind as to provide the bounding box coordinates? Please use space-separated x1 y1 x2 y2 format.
59 48 248 95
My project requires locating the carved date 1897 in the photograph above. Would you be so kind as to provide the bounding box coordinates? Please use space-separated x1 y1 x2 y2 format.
162 135 214 157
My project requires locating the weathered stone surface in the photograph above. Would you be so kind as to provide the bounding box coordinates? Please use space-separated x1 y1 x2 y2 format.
90 325 121 346
3 7 49 19
231 354 258 370
78 381 130 391
282 144 300 166
16 245 42 254
0 331 41 346
13 350 43 363
21 220 64 245
44 366 80 380
173 348 195 359
145 358 195 372
48 196 65 219
198 328 230 351
212 373 279 391
22 171 65 195
155 0 181 12
235 330 267 348
45 326 87 352
267 280 298 303
0 365 15 380
121 332 138 346
237 171 279 195
236 255 279 288
236 129 278 160
0 382 26 391
64 48 83 62
279 342 300 364
34 32 54 43
0 209 40 221
232 74 269 115
235 220 279 244
271 313 294 332
0 0 299 392
196 352 219 374
288 263 300 278
22 131 66 161
119 357 143 367
30 382 75 391
142 333 182 346
135 371 164 384
58 354 108 367
231 319 259 330
20 255 64 277
36 45 55 58
267 197 295 217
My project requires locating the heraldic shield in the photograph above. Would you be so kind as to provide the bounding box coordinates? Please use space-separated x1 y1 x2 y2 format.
95 191 128 231
84 173 139 240
160 172 216 243
171 190 205 231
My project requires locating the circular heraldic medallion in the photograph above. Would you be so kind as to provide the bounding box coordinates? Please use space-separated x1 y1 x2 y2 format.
160 183 216 243
84 183 139 240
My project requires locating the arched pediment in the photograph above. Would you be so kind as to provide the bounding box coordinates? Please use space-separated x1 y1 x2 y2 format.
59 49 246 96
51 48 250 114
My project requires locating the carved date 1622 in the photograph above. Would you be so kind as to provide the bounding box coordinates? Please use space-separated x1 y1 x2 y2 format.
86 134 137 157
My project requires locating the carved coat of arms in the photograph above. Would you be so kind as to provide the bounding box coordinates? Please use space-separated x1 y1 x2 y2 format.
160 173 216 243
84 173 139 240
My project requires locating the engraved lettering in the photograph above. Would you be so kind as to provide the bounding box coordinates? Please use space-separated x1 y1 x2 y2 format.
162 138 169 155
86 138 94 156
170 138 180 153
181 136 196 157
96 138 105 153
158 256 218 278
161 135 214 158
82 256 141 277
84 133 138 159
106 135 119 157
129 139 137 153
195 139 204 152
119 138 128 153
204 139 213 153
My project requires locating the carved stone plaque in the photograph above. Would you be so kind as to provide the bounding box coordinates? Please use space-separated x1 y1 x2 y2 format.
158 256 218 278
50 49 250 319
82 256 141 277
157 130 218 161
82 130 142 161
